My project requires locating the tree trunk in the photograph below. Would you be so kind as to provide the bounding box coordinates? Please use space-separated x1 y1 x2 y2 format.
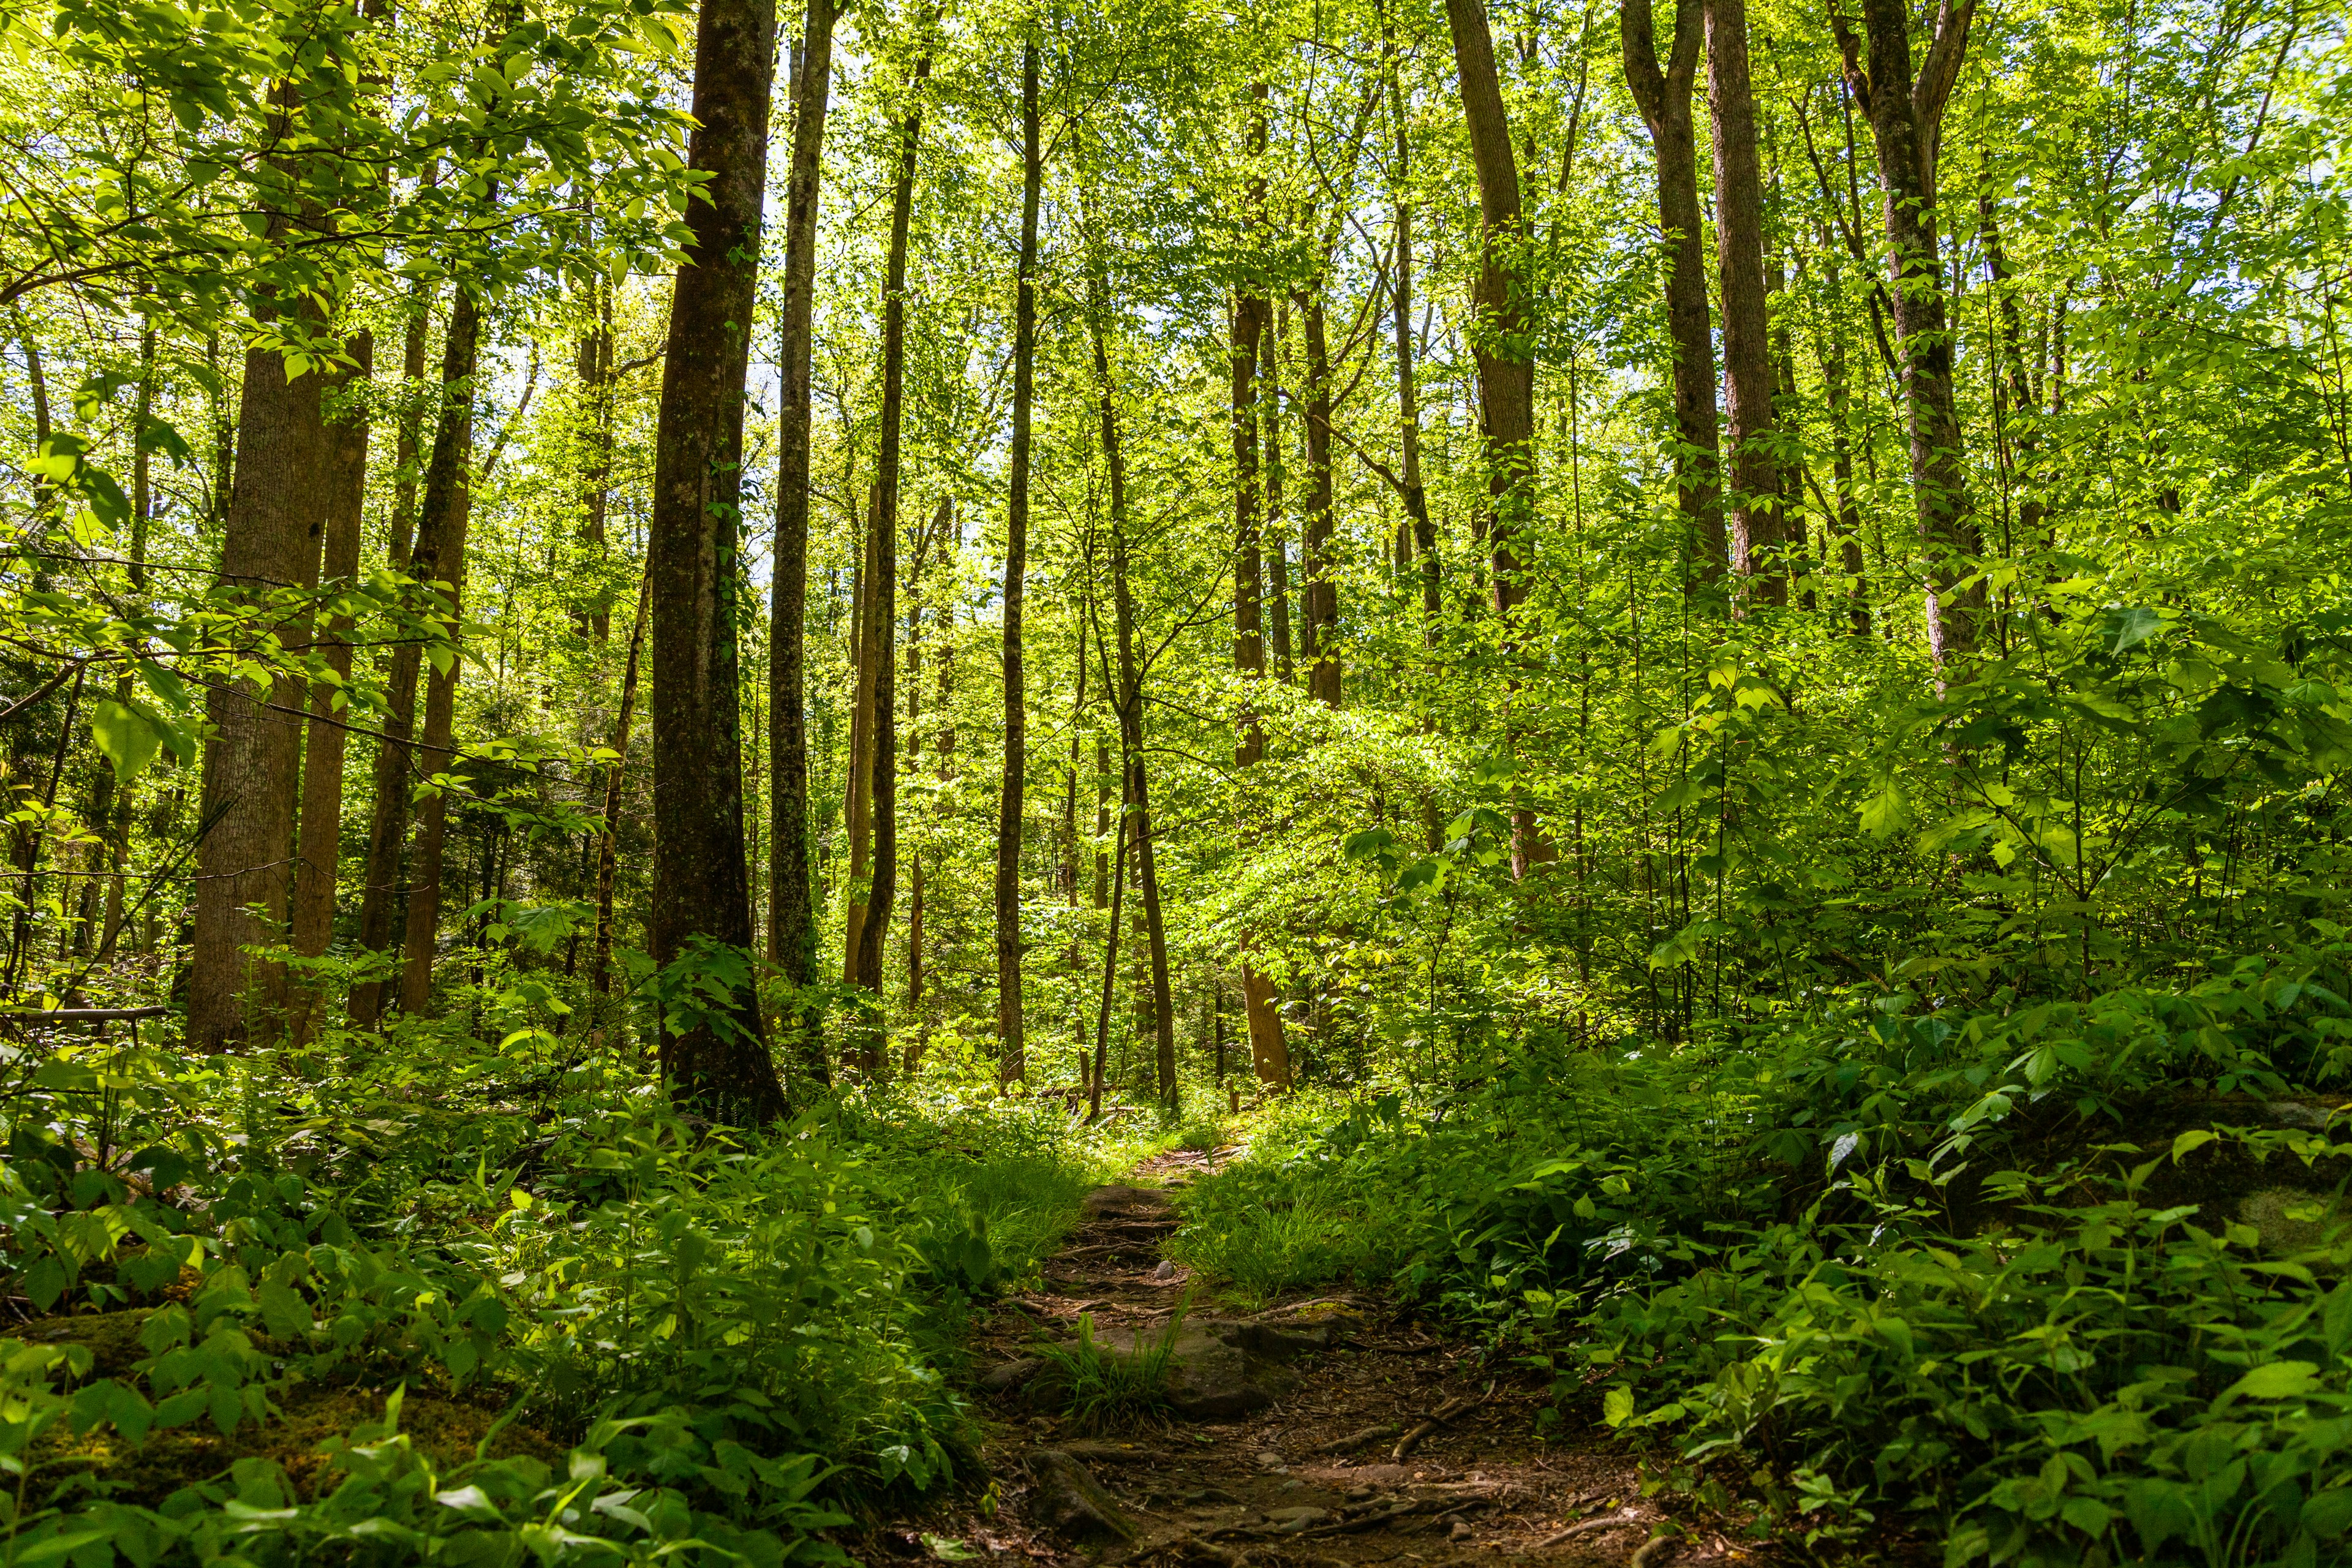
842 489 877 982
994 40 1040 1082
349 292 437 1027
98 325 157 961
646 0 783 1122
1088 785 1127 1120
770 0 835 1094
1443 0 1536 617
577 284 616 643
1817 239 1872 634
1620 0 1725 578
1231 292 1269 754
1263 304 1294 684
850 53 930 1057
1384 67 1439 630
397 289 481 1018
1837 0 1981 666
1706 0 1784 602
1297 287 1341 705
1091 298 1179 1116
1979 186 2045 552
187 310 330 1052
590 569 649 1011
288 332 372 1045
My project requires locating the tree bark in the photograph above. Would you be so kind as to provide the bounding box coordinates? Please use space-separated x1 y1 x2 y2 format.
842 488 877 982
187 311 330 1052
1296 287 1340 705
397 289 481 1018
996 38 1039 1083
771 0 837 1093
1443 0 1536 618
288 331 372 1045
1264 304 1294 684
1383 45 1439 631
1706 0 1784 602
1817 239 1872 634
590 568 649 1011
1090 298 1179 1116
348 290 434 1027
646 0 783 1122
1836 0 1982 666
1231 292 1269 754
850 52 931 1055
1621 0 1725 578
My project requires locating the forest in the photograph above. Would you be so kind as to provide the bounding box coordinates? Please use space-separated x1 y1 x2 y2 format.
0 0 2349 1559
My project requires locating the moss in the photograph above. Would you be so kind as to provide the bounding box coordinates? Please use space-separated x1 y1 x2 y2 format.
13 1310 154 1378
32 1381 565 1508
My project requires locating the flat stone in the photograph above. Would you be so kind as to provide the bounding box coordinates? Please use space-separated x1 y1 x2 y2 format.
1028 1450 1135 1545
979 1357 1045 1395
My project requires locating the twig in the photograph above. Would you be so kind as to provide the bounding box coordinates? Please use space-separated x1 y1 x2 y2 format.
1390 1395 1478 1463
1312 1423 1400 1455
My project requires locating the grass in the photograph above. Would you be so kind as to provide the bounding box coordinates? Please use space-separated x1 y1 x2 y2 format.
1029 1306 1186 1433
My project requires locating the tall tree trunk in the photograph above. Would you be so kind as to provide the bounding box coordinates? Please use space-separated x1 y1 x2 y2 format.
842 490 877 981
590 569 649 1012
1836 0 1981 666
770 0 835 1094
1384 59 1439 630
1087 783 1127 1120
646 0 783 1121
188 306 331 1052
288 332 372 1044
1817 239 1872 633
1296 287 1341 705
1444 0 1536 617
1978 186 2045 553
577 282 616 644
1263 303 1294 684
1768 251 1816 607
904 510 930 1011
398 290 481 1017
98 325 157 961
349 290 437 1027
1708 0 1784 602
1231 292 1270 751
850 53 930 1054
996 39 1039 1084
1620 0 1725 578
1090 292 1179 1116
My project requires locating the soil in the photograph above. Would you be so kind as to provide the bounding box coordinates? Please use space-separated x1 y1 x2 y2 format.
882 1150 1758 1568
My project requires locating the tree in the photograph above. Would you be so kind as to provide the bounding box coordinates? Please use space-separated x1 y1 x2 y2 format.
1619 0 1724 578
1706 0 1784 601
1834 0 1981 666
646 0 784 1123
996 37 1042 1084
771 0 839 1093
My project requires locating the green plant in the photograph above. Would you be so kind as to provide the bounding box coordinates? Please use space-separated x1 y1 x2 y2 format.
1030 1310 1183 1433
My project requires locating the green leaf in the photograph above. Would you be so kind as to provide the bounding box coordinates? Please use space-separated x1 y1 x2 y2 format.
1860 782 1909 839
2111 605 2165 652
89 697 163 782
2220 1360 2318 1405
2171 1129 2220 1164
1602 1386 1634 1428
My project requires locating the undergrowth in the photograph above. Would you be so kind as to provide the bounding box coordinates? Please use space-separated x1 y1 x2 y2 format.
1170 958 2352 1567
0 1022 1148 1565
1028 1306 1184 1433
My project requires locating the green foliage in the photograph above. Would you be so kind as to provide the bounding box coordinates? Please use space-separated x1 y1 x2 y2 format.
1029 1310 1180 1433
0 1027 1125 1562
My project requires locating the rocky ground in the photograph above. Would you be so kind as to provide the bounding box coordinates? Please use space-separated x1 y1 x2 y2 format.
869 1151 1758 1568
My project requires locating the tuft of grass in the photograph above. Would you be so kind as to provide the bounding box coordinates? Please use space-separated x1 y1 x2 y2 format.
1030 1308 1184 1432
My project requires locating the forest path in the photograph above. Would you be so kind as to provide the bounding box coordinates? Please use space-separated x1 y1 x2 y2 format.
901 1148 1748 1568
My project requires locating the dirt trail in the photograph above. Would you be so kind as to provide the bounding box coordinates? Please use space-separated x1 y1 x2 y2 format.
897 1152 1749 1567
